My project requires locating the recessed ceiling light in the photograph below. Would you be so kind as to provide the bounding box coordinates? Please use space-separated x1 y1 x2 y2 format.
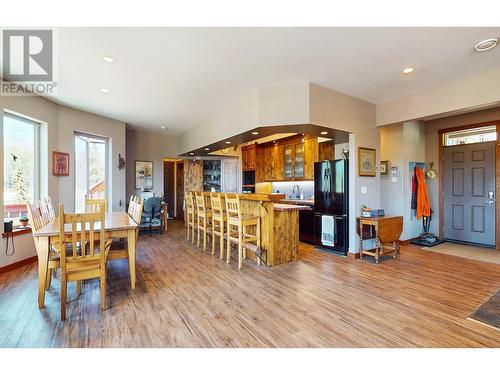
204 147 210 151
402 67 414 74
225 141 231 144
320 131 328 135
251 131 259 135
160 126 166 130
100 88 109 93
189 152 194 155
103 56 115 63
474 38 499 52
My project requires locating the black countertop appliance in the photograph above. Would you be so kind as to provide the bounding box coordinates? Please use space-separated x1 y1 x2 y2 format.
313 159 349 255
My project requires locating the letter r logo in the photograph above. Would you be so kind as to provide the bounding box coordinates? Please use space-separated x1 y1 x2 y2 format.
2 29 53 81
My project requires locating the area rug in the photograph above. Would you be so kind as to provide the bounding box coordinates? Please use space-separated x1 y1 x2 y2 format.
468 290 500 331
421 242 500 265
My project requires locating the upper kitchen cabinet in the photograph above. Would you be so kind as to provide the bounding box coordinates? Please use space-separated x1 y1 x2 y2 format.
282 135 317 180
241 143 256 170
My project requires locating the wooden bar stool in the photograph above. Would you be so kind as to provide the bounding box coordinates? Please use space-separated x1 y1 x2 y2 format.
225 194 261 270
210 193 226 259
195 193 213 251
185 192 197 243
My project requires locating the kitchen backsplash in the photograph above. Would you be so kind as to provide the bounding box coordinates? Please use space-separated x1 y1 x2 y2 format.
272 181 314 200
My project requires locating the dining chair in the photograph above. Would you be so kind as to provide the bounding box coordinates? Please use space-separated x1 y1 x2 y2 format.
195 193 213 251
26 202 60 290
45 196 56 221
85 198 108 213
109 196 144 262
210 193 226 259
140 196 162 234
225 194 261 270
57 202 112 320
185 192 197 243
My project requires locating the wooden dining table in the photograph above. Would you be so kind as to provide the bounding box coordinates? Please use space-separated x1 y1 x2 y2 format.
32 211 138 309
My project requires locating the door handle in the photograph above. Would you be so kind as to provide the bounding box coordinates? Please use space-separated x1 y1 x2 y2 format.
487 200 495 205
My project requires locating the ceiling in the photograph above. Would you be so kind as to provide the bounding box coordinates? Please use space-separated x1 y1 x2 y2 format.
3 27 500 134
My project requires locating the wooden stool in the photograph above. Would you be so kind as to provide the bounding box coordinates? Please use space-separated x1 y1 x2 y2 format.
196 193 213 251
210 193 226 259
185 192 197 243
225 194 261 270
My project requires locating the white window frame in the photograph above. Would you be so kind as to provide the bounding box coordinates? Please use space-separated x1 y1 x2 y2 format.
74 131 109 211
3 110 41 208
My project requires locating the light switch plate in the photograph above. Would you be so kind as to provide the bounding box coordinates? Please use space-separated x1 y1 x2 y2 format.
391 177 397 183
361 186 367 194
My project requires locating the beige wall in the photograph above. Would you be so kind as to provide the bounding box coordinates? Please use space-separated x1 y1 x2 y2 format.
376 67 500 127
423 106 500 235
125 127 178 199
308 83 378 252
58 105 126 212
0 95 127 268
380 121 428 240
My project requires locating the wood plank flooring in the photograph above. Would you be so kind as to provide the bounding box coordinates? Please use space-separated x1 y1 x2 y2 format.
1 219 500 347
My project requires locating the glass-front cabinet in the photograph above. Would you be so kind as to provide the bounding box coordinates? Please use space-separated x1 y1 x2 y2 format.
283 141 305 180
284 145 293 179
294 143 304 178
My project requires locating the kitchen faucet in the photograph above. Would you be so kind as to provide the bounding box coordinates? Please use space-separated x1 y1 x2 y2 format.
292 184 300 199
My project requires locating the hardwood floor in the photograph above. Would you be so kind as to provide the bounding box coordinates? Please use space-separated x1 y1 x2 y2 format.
1 219 500 347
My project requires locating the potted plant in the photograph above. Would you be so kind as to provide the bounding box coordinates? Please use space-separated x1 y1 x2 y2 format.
19 216 29 227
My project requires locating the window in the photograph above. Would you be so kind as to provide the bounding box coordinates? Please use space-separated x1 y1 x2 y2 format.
444 125 497 146
74 132 108 213
3 112 40 219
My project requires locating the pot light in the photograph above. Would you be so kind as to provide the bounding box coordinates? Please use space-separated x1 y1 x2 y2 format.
189 152 194 155
225 141 231 144
251 131 259 135
160 126 166 130
100 88 109 93
474 38 499 52
402 67 414 74
204 147 210 151
103 56 115 63
320 131 328 135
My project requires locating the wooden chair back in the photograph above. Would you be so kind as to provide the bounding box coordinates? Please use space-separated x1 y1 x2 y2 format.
129 197 144 225
45 196 56 221
85 198 107 213
127 195 135 216
225 195 241 222
186 192 194 212
35 199 51 225
195 193 207 215
59 203 107 264
26 202 45 232
210 193 224 218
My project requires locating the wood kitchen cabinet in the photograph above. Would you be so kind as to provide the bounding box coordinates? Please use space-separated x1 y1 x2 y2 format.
241 144 256 170
282 135 317 180
249 135 318 183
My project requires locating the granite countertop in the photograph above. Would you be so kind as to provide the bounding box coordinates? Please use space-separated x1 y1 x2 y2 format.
278 199 315 206
273 203 313 212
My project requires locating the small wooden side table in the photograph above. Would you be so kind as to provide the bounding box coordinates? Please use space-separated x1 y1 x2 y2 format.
358 216 403 264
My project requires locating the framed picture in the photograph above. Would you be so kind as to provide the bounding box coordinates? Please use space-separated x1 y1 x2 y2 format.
380 160 389 176
358 147 376 177
52 151 69 176
135 160 154 190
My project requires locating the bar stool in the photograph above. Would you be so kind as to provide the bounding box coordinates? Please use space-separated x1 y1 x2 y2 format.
210 193 226 259
225 194 261 270
185 192 197 243
195 193 213 251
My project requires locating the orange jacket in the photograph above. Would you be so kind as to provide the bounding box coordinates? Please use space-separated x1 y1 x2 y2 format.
415 167 430 219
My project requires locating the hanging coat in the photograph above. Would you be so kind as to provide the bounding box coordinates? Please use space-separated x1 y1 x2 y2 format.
411 168 418 210
415 167 430 219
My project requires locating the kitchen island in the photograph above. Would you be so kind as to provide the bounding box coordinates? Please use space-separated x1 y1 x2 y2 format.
195 192 308 266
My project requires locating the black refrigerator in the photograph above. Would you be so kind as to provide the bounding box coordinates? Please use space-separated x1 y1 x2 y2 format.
313 159 349 255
